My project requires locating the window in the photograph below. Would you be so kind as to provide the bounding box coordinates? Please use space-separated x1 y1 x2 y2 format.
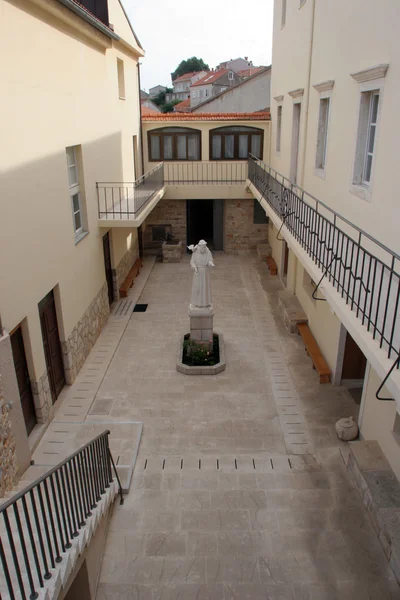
192 91 197 99
205 89 209 97
299 0 306 6
66 146 86 240
276 105 282 152
315 97 330 170
228 71 234 80
281 0 287 27
353 91 380 186
253 199 268 224
290 103 301 183
148 127 201 161
117 58 125 99
210 126 264 160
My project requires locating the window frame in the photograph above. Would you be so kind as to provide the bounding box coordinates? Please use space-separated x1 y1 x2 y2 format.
228 71 234 81
362 92 379 185
315 96 331 173
276 104 283 153
117 58 125 100
281 0 287 27
209 126 264 161
147 127 202 162
66 146 87 241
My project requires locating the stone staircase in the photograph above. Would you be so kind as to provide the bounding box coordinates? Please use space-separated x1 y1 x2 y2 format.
0 432 120 600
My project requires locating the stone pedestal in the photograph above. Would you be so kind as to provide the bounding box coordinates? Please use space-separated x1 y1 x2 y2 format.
162 240 183 263
189 306 214 347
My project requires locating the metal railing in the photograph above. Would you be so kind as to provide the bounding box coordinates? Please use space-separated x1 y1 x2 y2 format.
164 161 247 185
248 156 400 363
0 431 123 600
97 163 164 220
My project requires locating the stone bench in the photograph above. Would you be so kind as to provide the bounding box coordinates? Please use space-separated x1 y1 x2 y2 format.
347 440 400 583
277 290 308 334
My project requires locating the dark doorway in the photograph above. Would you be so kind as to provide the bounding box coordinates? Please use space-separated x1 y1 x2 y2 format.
187 200 223 249
283 242 289 277
39 292 65 403
342 331 367 381
11 326 37 435
138 225 144 259
102 231 114 305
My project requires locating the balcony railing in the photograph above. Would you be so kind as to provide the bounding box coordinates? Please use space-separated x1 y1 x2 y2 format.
164 161 247 185
0 431 123 600
249 156 400 364
97 163 164 220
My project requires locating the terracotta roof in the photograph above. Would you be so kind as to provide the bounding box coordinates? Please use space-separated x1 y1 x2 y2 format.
141 106 161 116
174 98 191 113
191 69 232 87
238 67 265 78
173 71 204 83
142 111 270 121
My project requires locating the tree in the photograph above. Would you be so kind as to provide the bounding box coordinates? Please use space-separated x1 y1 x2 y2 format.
162 100 181 113
152 90 166 107
172 57 209 81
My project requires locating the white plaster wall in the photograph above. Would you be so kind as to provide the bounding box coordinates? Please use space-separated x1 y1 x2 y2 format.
0 0 142 379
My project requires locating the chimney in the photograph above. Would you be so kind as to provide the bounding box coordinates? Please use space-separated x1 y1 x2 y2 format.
244 56 248 61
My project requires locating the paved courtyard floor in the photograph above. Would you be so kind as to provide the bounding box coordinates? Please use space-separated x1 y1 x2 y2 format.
96 254 400 599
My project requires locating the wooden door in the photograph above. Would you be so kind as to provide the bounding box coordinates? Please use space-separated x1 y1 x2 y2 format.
103 232 114 305
10 327 37 435
342 331 367 380
283 242 289 276
39 292 65 403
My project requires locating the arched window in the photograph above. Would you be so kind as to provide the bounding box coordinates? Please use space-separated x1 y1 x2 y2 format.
210 126 264 160
148 127 201 161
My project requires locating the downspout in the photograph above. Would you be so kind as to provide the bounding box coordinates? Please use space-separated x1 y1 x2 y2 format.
299 0 316 188
137 62 145 177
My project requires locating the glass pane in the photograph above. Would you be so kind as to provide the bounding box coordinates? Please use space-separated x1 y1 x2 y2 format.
150 136 160 160
364 154 373 183
74 210 82 232
212 135 222 159
72 193 80 213
238 135 248 159
224 135 234 159
163 136 173 160
68 164 78 187
251 135 261 158
371 94 379 123
66 147 75 167
177 136 187 159
368 124 376 154
188 134 199 160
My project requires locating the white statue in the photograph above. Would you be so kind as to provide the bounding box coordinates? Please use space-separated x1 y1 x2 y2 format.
188 240 214 309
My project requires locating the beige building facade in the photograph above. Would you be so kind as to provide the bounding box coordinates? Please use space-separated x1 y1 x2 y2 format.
265 0 400 476
0 0 144 468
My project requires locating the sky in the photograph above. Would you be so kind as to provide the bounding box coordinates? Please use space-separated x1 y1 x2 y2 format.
123 0 274 92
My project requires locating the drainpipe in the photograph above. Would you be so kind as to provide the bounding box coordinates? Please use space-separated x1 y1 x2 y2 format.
299 0 316 188
137 62 145 178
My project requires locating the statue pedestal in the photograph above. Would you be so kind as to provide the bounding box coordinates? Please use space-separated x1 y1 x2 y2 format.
188 306 214 347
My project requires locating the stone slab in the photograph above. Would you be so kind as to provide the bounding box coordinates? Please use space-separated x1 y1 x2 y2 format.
277 290 308 334
256 242 272 261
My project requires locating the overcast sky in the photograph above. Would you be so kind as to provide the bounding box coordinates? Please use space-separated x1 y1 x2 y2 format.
124 0 274 92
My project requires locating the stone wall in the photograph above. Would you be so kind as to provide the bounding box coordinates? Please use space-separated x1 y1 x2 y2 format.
224 199 269 254
0 374 17 496
143 200 186 248
31 370 52 423
113 237 139 299
61 282 110 385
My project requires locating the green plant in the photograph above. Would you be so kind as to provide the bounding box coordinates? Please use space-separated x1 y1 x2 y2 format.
183 337 215 365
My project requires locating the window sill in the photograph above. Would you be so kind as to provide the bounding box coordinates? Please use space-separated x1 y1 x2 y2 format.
119 96 126 101
349 183 372 202
314 167 326 180
75 230 89 245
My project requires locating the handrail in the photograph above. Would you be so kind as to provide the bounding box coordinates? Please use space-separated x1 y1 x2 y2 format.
248 156 400 363
0 430 122 600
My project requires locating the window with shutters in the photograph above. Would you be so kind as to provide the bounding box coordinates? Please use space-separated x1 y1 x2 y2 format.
148 127 201 161
66 146 87 243
210 126 264 160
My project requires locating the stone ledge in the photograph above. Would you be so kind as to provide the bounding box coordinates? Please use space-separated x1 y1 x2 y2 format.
256 242 272 261
277 290 308 334
176 333 226 375
346 440 400 583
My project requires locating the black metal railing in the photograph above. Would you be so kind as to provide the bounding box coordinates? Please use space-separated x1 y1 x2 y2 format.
164 161 247 185
248 156 400 363
0 431 123 600
97 163 164 220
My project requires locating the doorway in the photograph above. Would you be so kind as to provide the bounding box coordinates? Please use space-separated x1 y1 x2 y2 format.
186 200 224 250
39 291 65 403
341 330 367 404
102 231 114 306
282 241 289 284
10 326 37 435
290 102 301 184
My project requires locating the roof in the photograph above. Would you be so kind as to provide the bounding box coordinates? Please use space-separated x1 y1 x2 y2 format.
174 98 191 113
191 69 233 87
238 67 265 78
173 71 204 83
141 106 161 116
142 111 270 122
140 90 149 99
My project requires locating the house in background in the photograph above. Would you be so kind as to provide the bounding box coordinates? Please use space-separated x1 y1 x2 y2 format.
191 66 271 114
140 89 149 99
190 68 243 107
217 56 254 72
173 98 191 113
165 70 208 103
141 97 162 113
149 84 166 98
238 66 266 79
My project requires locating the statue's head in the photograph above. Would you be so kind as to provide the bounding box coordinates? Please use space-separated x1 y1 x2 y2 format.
198 240 207 254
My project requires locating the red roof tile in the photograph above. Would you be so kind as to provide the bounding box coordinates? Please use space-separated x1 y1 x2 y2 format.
174 98 191 113
142 111 270 122
191 69 232 87
173 71 205 83
238 67 265 78
141 106 161 116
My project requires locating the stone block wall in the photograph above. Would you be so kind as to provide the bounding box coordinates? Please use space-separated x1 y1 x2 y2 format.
0 374 17 497
224 199 269 254
113 237 139 299
31 370 52 423
61 282 110 385
143 200 186 248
